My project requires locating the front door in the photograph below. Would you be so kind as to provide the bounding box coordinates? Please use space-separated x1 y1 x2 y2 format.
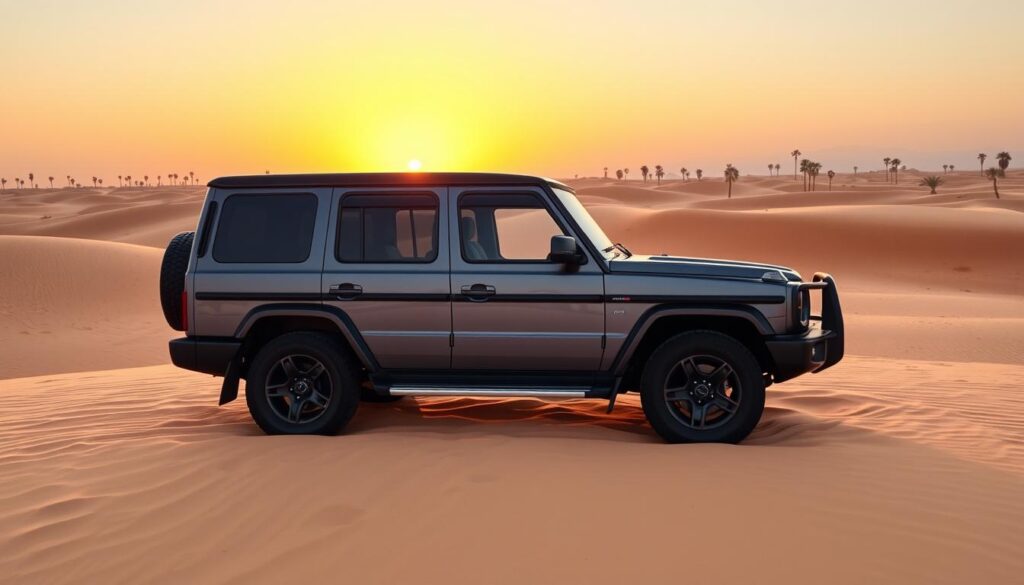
322 188 451 369
448 187 606 371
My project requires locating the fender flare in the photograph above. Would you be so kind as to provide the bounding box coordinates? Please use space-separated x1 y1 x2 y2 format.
609 304 774 376
233 303 380 372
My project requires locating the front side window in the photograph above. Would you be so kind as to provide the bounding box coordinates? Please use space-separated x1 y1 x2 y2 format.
336 194 438 263
213 193 318 263
459 193 565 262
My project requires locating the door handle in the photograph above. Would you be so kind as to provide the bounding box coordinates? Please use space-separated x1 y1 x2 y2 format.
330 283 363 300
460 283 496 301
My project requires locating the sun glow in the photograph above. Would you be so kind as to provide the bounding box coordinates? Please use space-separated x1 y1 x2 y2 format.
407 159 422 171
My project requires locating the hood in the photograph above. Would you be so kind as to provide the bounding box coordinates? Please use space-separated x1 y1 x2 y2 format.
609 255 801 283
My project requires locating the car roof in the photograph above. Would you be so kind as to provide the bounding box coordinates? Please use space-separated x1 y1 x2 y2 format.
207 172 573 192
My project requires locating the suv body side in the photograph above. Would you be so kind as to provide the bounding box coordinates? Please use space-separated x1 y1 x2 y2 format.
171 173 842 420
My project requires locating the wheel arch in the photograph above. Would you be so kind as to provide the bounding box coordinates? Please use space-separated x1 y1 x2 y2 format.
234 304 379 374
612 306 776 390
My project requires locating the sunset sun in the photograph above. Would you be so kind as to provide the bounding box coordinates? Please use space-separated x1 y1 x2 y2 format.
407 159 422 171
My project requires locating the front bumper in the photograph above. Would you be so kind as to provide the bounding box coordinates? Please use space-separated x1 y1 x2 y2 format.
764 273 845 382
169 337 241 376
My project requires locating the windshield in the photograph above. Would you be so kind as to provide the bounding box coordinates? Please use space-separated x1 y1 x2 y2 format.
551 187 618 259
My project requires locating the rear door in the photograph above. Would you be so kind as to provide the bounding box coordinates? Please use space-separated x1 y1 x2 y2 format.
192 188 330 337
321 188 451 369
448 187 606 371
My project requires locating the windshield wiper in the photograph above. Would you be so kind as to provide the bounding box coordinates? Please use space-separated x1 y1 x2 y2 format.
602 242 632 258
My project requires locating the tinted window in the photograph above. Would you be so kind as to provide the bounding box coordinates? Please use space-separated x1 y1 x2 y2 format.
336 195 438 263
459 194 565 262
213 193 318 263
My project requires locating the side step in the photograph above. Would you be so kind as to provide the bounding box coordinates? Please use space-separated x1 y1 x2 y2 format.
389 386 590 398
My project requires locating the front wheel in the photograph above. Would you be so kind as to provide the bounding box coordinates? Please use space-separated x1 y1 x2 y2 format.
640 331 765 443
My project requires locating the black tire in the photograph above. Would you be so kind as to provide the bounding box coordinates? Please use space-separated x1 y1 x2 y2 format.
245 332 361 435
640 330 765 444
159 231 194 331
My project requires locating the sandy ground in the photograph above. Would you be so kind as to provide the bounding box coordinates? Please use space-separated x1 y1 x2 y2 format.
0 171 1022 583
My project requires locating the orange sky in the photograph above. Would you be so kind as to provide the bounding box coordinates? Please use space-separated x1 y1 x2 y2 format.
1 0 1022 182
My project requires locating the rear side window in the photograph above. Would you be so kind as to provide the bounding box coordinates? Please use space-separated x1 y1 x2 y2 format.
336 194 438 263
213 193 318 263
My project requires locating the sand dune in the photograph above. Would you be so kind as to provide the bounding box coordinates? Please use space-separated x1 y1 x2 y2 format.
0 174 1022 583
0 358 1021 584
0 186 204 248
0 235 172 378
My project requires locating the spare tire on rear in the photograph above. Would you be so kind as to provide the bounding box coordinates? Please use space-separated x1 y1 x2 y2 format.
160 231 195 331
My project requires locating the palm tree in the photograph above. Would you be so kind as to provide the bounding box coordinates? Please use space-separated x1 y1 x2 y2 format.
144 175 149 187
157 175 162 186
919 176 944 194
92 176 97 188
775 163 781 176
890 158 902 184
680 167 688 181
978 153 987 175
811 162 822 191
799 159 811 191
853 166 858 175
98 179 103 186
724 164 739 198
603 167 608 179
827 170 836 191
118 175 123 187
624 168 630 181
0 178 5 191
942 164 948 174
655 165 664 185
615 169 623 180
189 171 195 185
768 164 774 176
985 167 1002 199
791 150 801 179
949 165 955 173
48 176 54 189
883 157 891 182
28 173 34 189
640 165 649 183
695 169 703 181
996 152 1012 171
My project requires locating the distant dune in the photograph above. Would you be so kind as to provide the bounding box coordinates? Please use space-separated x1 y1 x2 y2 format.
0 173 1021 584
0 235 172 378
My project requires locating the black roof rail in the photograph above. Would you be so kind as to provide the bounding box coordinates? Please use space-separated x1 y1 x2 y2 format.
207 172 573 192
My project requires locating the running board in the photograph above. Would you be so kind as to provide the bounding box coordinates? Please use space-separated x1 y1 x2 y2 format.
389 386 590 398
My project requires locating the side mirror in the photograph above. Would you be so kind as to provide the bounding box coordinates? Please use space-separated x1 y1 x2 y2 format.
549 235 581 264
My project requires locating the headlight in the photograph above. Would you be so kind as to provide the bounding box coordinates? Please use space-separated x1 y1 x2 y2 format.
798 289 811 328
791 285 811 331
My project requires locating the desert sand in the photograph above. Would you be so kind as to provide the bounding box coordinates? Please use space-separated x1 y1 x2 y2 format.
0 170 1022 584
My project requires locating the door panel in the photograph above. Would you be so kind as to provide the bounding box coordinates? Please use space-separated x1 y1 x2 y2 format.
322 188 451 370
449 187 606 371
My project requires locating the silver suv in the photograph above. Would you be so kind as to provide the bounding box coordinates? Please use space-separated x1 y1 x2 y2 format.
161 172 843 443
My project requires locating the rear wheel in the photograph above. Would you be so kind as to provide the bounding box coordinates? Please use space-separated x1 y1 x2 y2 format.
640 331 765 443
245 332 360 435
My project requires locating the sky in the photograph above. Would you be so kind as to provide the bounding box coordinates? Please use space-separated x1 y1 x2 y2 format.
1 0 1022 183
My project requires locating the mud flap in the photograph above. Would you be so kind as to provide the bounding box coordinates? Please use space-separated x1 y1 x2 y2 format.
606 378 623 414
218 354 242 405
